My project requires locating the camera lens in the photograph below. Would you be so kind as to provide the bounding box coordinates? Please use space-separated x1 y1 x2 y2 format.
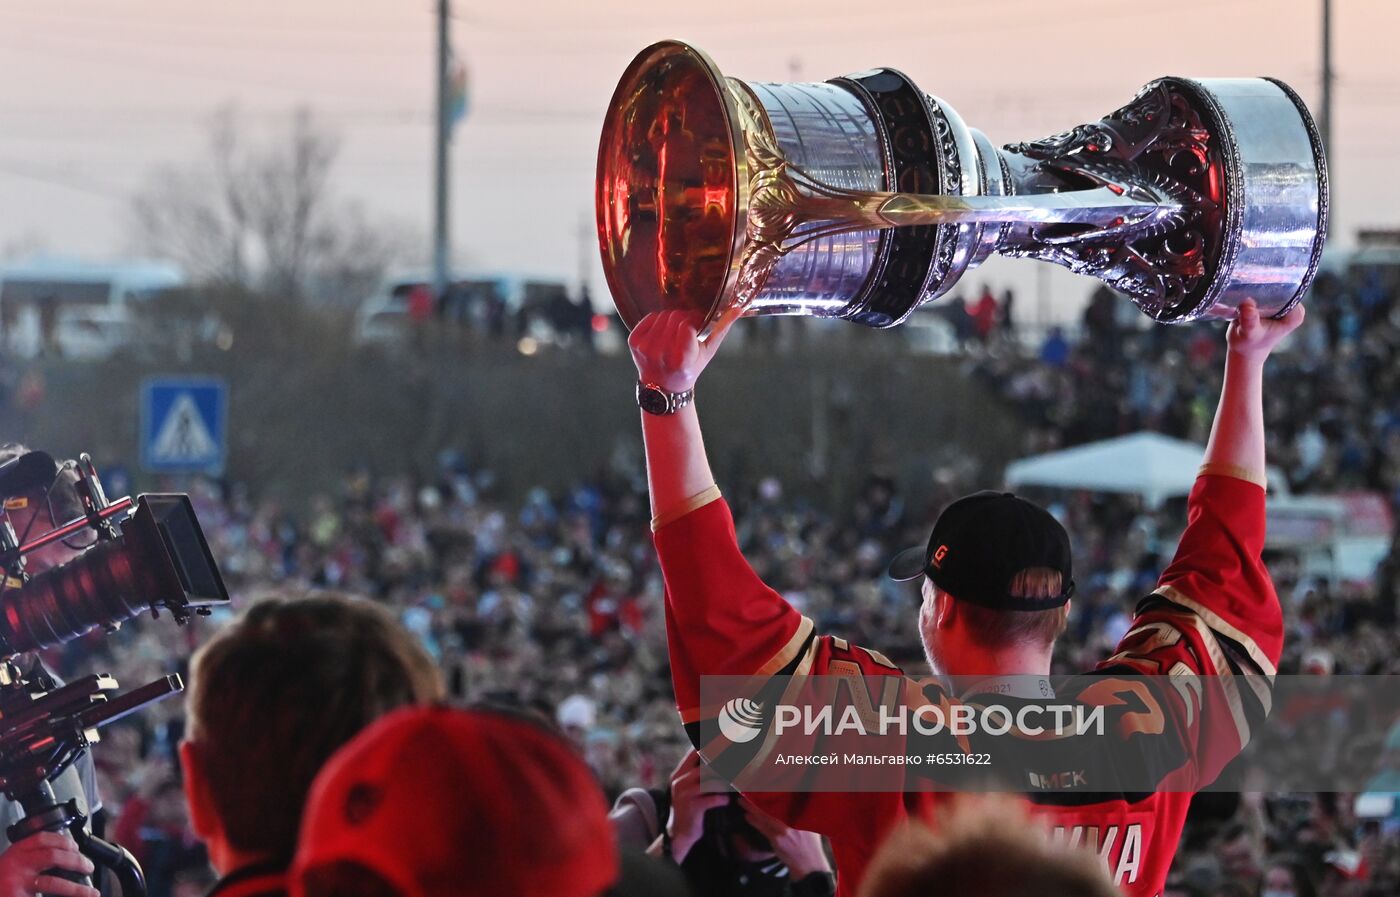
0 495 228 656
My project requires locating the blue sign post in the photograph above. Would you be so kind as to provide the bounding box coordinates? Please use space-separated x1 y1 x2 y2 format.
140 377 228 475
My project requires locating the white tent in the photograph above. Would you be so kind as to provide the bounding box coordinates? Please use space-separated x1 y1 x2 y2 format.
1004 432 1210 508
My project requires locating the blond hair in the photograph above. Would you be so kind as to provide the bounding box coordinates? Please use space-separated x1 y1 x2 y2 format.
859 795 1118 897
928 568 1069 648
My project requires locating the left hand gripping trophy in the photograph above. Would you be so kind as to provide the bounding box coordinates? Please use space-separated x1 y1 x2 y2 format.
596 41 1328 334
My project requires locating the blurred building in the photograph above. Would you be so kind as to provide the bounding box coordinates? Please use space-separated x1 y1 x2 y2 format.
0 255 184 360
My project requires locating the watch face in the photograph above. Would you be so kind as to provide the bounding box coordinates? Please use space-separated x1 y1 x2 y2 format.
638 386 670 415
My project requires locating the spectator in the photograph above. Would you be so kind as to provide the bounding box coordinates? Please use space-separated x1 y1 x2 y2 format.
857 796 1119 897
1258 855 1317 897
1040 326 1070 367
122 778 206 897
969 288 999 343
1082 286 1120 355
290 705 686 897
405 284 434 324
611 750 834 897
179 593 444 896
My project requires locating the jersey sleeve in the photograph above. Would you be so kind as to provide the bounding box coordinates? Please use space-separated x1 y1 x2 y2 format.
1154 472 1282 674
652 496 815 723
654 498 908 837
1094 472 1280 788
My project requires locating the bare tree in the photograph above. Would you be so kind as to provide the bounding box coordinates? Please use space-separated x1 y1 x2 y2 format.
308 199 418 309
129 105 409 305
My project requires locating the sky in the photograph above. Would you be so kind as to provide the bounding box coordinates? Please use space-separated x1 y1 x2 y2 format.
0 0 1395 323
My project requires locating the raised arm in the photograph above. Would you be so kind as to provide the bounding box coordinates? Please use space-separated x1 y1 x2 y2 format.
1158 297 1303 650
1153 298 1302 663
629 311 726 524
631 313 894 845
1099 300 1304 785
628 312 814 703
1200 299 1302 484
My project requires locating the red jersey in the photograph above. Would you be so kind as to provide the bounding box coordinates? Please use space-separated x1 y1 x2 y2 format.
653 473 1281 897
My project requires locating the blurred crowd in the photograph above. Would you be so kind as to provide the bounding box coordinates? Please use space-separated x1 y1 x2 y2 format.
417 280 602 352
25 259 1400 897
972 264 1400 500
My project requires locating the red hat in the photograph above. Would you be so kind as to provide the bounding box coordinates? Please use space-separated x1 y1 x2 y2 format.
291 706 618 897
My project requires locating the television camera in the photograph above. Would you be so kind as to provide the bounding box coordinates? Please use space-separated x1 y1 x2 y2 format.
0 450 228 896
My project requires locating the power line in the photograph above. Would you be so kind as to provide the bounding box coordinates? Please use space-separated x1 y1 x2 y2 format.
0 160 127 199
0 9 428 39
0 106 431 124
0 0 1283 62
451 0 1277 54
432 0 450 298
454 0 1270 34
0 37 413 105
0 24 431 58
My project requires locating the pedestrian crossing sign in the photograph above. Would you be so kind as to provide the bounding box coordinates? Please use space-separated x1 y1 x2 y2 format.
140 377 227 474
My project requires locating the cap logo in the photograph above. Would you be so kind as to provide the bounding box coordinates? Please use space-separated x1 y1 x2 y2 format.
343 782 383 826
931 545 949 569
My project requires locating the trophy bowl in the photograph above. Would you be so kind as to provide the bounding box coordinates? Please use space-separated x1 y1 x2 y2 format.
597 42 745 334
596 40 1328 334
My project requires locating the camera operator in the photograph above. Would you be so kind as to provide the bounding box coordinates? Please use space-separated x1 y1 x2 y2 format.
0 443 104 897
614 751 834 897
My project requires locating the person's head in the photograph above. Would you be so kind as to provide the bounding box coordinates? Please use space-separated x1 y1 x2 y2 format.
1163 876 1206 897
0 443 94 574
1301 648 1333 676
291 705 620 897
858 795 1118 897
889 492 1073 676
1259 855 1317 897
179 592 443 873
1218 822 1263 880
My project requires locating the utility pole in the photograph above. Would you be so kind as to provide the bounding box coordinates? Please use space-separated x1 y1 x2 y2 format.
432 0 451 303
577 210 590 296
1037 261 1049 337
1321 0 1333 192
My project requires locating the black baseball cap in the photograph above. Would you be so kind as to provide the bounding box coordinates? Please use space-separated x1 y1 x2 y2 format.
887 490 1075 610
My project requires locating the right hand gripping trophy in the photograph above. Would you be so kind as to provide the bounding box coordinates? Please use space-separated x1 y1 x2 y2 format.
597 41 1328 334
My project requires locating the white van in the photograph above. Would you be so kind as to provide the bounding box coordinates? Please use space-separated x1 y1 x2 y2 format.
0 256 184 360
1266 491 1394 584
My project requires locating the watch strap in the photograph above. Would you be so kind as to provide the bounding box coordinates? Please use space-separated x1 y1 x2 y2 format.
636 381 694 415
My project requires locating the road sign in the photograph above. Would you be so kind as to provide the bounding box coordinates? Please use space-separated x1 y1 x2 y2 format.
140 377 227 474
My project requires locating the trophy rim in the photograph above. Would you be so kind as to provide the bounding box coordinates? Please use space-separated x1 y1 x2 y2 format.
595 40 750 333
1144 76 1329 323
1264 76 1330 320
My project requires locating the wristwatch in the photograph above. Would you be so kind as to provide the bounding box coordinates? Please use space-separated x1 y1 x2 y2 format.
636 381 694 415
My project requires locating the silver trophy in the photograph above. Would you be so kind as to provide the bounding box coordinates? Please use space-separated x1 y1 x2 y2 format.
596 41 1328 333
